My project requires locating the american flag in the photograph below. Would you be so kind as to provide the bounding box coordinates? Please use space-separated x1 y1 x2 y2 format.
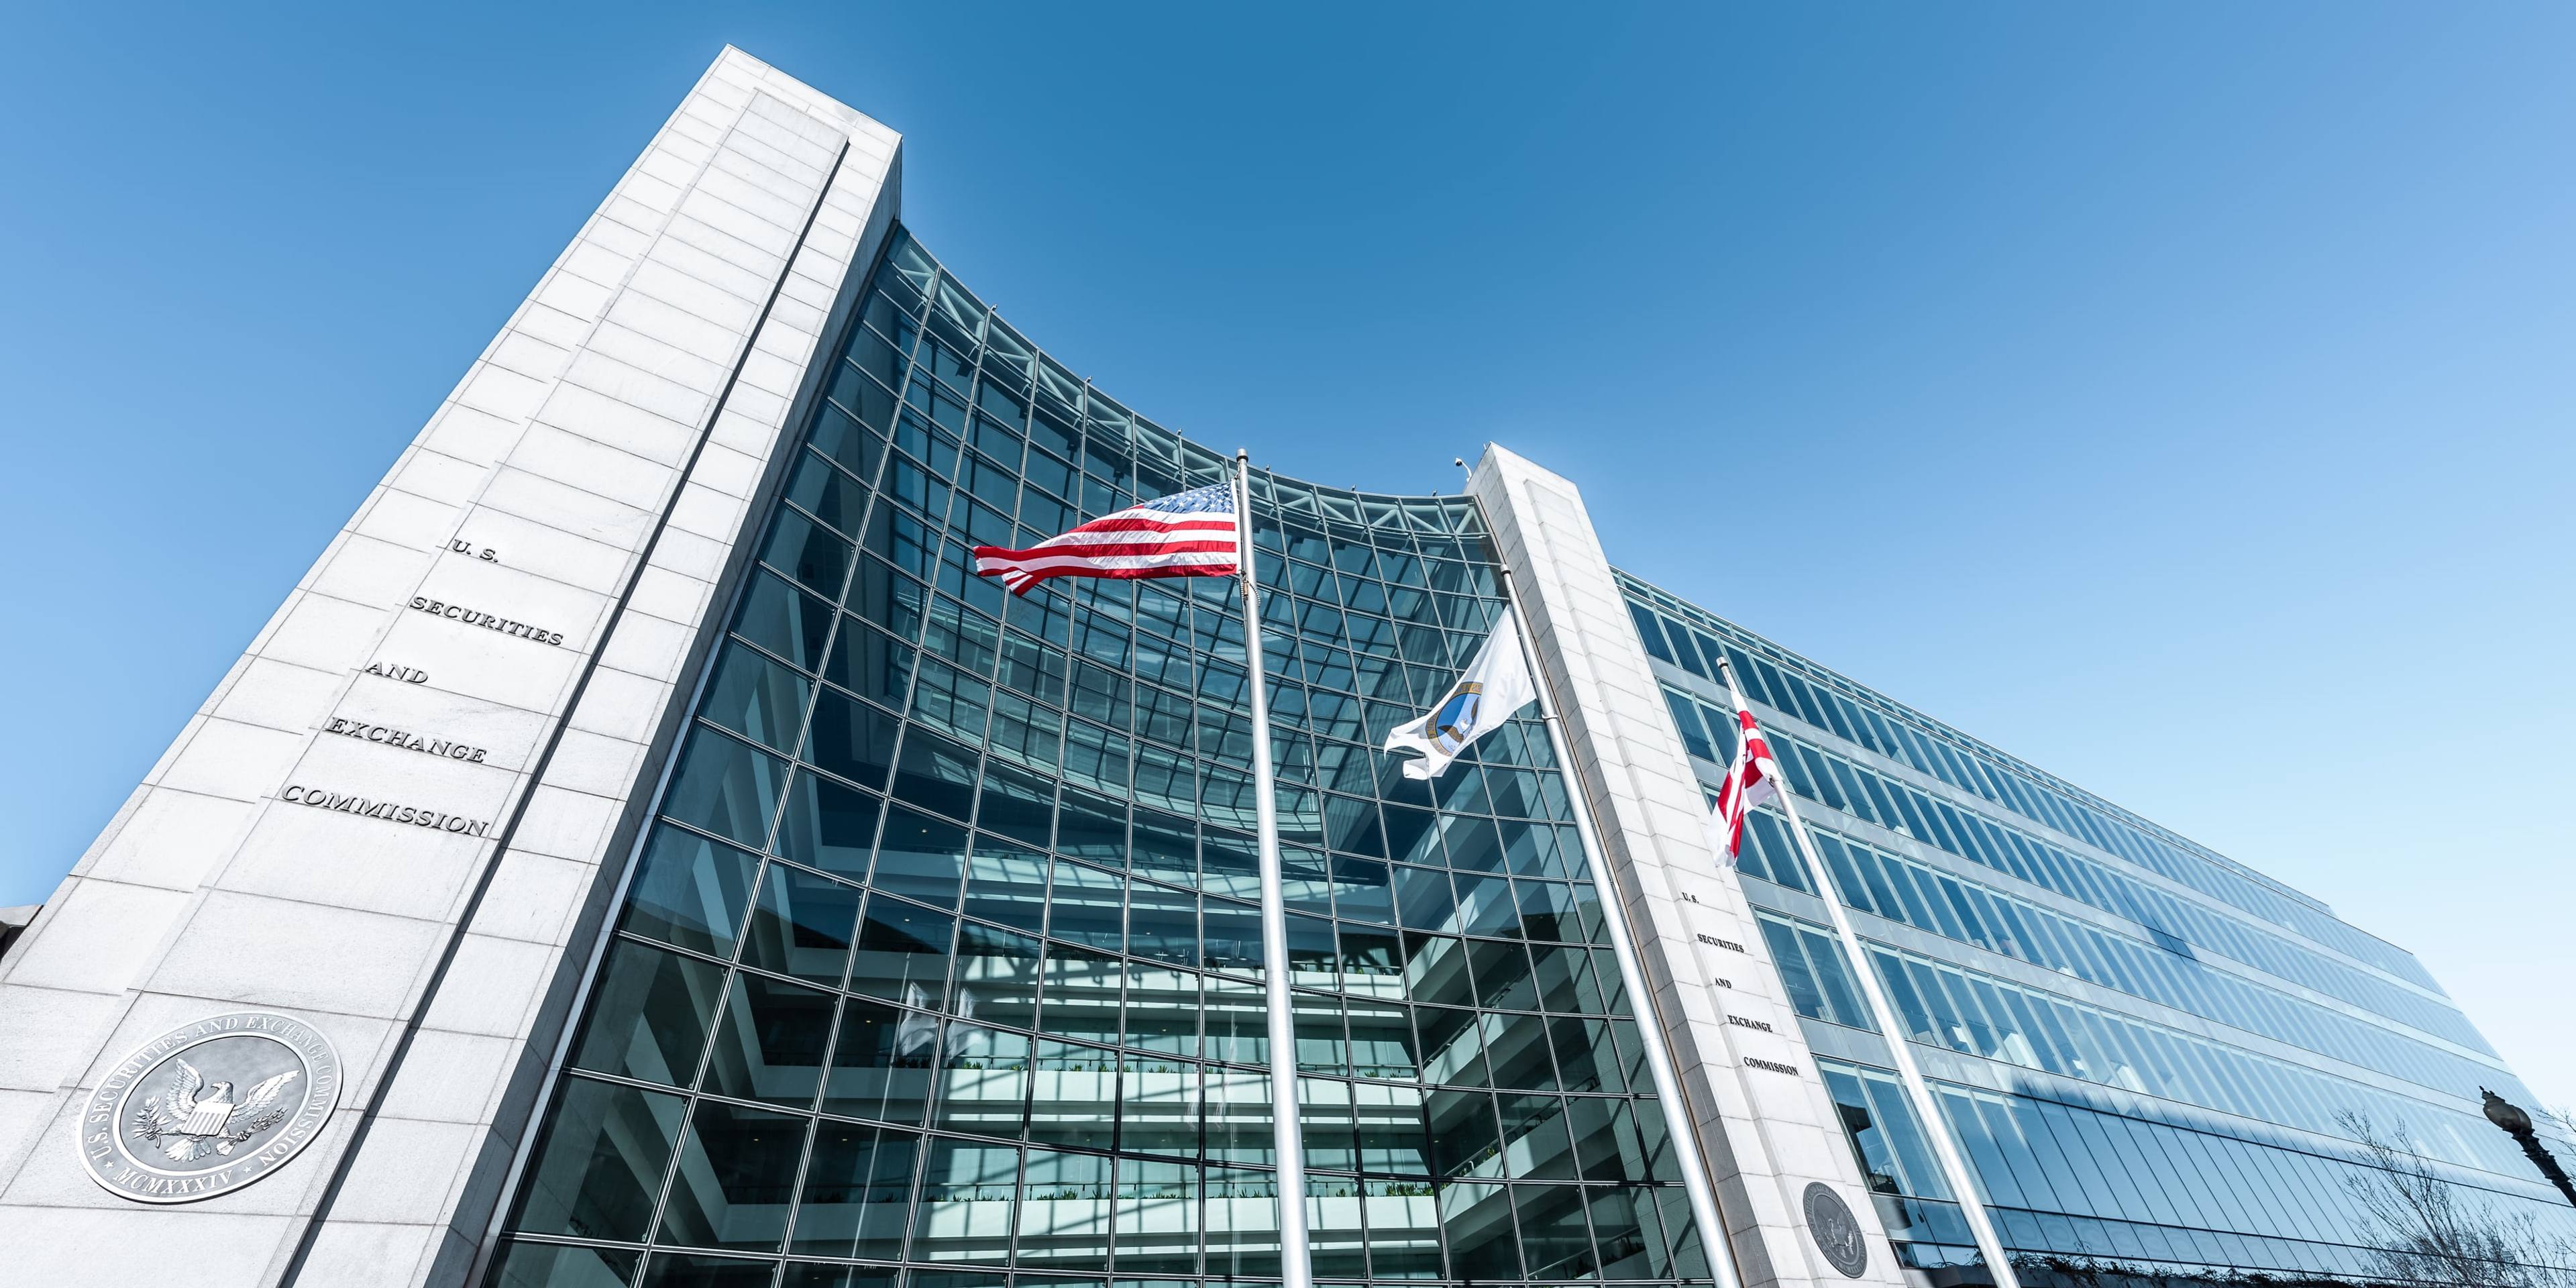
1712 706 1781 858
972 482 1241 596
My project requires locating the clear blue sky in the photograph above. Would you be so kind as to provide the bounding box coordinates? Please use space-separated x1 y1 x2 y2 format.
3 4 2569 1110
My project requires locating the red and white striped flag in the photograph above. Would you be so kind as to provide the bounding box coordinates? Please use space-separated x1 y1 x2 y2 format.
973 482 1241 596
1711 706 1780 860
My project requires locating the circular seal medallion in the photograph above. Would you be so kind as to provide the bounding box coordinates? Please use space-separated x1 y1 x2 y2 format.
1803 1181 1870 1278
78 1012 341 1203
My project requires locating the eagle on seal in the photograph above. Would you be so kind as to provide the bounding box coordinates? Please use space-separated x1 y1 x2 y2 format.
131 1059 301 1162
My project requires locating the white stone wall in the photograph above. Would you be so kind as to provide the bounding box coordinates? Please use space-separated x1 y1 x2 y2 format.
1471 445 1908 1288
0 48 900 1288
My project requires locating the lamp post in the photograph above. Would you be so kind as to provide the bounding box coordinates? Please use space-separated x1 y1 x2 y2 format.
2481 1089 2576 1208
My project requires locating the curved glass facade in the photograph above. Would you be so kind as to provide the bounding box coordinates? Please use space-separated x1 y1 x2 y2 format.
37 52 2569 1288
1623 578 2576 1285
486 230 1707 1288
478 219 2573 1288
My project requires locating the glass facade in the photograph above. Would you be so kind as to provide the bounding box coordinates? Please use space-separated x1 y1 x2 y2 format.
477 217 2574 1288
486 231 1706 1288
1624 576 2576 1285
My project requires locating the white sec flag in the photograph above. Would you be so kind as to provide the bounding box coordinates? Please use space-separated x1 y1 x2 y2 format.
1383 609 1540 780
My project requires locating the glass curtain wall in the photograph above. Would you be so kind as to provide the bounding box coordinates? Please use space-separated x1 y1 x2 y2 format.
484 229 1706 1288
1242 474 1708 1287
1619 578 2576 1286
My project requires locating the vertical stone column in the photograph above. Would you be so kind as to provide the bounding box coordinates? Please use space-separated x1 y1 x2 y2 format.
1470 445 1909 1288
0 48 900 1288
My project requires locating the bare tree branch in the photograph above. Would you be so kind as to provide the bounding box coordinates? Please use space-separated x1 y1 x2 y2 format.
2334 1111 2576 1287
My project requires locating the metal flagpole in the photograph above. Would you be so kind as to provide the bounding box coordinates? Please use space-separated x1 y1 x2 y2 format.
1234 449 1313 1288
1710 655 2024 1288
1493 561 1746 1288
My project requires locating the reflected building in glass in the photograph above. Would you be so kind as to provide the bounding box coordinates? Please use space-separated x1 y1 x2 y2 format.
0 46 2566 1288
491 224 1717 1287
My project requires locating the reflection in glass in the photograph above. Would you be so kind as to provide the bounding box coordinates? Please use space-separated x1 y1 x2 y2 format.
961 841 1047 932
741 863 861 985
933 1024 1030 1136
513 1077 686 1244
1203 1167 1281 1278
1516 1182 1596 1280
822 1000 934 1126
700 647 810 753
656 1099 806 1252
1307 1175 1368 1279
487 1240 639 1288
1015 1148 1112 1267
1036 943 1121 1045
622 826 760 959
637 1251 777 1288
1122 963 1199 1057
574 939 724 1087
849 897 954 1008
1439 1179 1521 1281
500 229 1729 1285
1026 1040 1118 1148
701 972 834 1108
910 1138 1018 1264
774 772 881 880
791 1124 919 1259
663 731 790 850
1205 1070 1276 1167
1116 1157 1200 1273
873 806 967 909
950 921 1041 1030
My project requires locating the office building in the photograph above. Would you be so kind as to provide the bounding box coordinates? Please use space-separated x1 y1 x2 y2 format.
0 46 2565 1288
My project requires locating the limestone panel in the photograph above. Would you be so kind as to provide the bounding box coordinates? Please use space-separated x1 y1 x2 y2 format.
1471 444 1908 1288
0 48 904 1288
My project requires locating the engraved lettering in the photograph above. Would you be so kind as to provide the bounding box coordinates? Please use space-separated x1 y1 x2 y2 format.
279 785 491 837
320 718 492 766
1695 934 1746 953
1745 1057 1801 1075
405 597 566 647
1726 1014 1775 1032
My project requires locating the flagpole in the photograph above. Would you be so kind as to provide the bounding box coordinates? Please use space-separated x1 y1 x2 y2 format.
1711 657 2023 1288
1234 449 1313 1288
1494 564 1745 1288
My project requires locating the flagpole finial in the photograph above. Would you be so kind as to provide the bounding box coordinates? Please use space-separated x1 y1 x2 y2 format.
1236 447 1249 462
